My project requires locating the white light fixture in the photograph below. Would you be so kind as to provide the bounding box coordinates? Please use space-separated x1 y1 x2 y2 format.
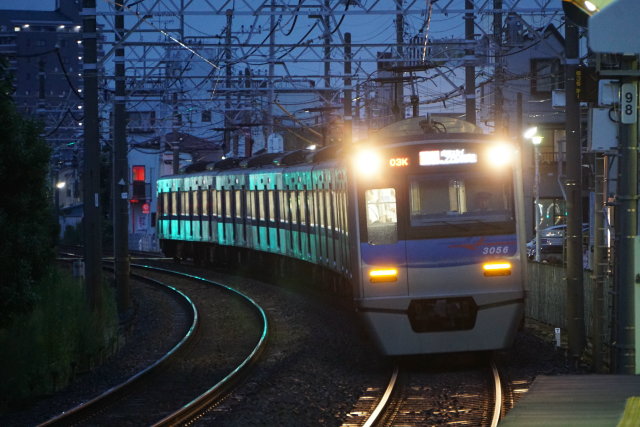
584 1 597 12
56 181 66 189
523 126 538 140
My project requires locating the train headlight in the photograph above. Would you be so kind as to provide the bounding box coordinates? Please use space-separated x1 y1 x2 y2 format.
369 267 398 283
482 261 512 276
354 149 382 177
486 144 513 167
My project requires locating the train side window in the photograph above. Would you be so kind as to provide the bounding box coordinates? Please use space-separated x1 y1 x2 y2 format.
212 189 218 216
268 190 275 222
306 187 315 227
298 190 306 224
192 190 199 216
236 189 243 220
289 190 298 224
280 189 288 224
220 188 226 221
225 189 232 219
318 189 325 228
258 190 265 221
365 188 397 245
202 188 208 216
183 191 190 217
246 189 253 222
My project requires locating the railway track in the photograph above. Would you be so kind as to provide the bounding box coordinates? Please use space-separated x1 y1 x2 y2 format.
346 356 504 427
40 264 268 426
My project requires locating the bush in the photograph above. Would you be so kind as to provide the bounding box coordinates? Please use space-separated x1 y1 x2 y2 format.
0 267 119 411
0 57 57 327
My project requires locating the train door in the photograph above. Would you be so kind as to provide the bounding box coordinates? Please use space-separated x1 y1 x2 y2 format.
359 185 408 299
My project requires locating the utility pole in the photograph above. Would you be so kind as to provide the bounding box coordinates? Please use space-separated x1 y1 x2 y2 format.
82 0 102 311
464 0 476 125
266 0 276 143
394 0 404 122
224 9 233 155
113 0 130 312
322 0 331 146
493 0 504 134
344 32 352 145
564 21 585 362
172 2 185 174
614 55 638 374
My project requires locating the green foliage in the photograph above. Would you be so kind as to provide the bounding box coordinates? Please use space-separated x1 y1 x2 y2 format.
0 57 57 327
0 268 119 411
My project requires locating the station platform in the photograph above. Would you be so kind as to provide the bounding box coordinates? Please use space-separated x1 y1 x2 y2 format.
499 375 640 426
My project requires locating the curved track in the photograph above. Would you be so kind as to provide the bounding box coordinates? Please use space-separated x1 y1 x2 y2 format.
360 359 504 427
40 264 268 426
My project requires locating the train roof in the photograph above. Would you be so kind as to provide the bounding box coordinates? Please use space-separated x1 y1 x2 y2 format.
371 116 484 142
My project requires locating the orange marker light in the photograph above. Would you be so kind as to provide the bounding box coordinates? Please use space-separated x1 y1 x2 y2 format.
369 268 398 283
482 261 512 276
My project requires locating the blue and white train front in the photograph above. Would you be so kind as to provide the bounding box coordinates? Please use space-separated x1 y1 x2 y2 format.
351 137 525 356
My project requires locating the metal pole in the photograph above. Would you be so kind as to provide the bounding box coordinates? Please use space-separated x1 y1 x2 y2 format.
266 0 275 143
344 32 352 144
113 0 130 312
564 21 585 361
464 0 476 125
323 0 331 144
224 9 232 155
534 143 541 262
615 56 638 374
394 0 404 122
82 0 102 312
493 0 503 134
592 153 606 372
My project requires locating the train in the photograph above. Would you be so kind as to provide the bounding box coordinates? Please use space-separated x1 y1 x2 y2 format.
156 116 526 356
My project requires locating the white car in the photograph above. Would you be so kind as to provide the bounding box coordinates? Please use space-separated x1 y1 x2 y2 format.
527 224 589 262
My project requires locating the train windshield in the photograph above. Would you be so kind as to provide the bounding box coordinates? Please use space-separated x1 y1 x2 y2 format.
408 171 513 227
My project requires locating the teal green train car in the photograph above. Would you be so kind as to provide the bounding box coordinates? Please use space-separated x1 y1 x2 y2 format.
157 117 526 356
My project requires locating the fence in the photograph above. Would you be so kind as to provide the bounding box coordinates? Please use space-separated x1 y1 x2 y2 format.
526 261 613 356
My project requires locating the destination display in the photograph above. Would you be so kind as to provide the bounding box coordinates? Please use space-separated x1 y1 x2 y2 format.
419 149 478 166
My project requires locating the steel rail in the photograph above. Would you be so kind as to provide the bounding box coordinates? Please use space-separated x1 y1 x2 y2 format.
39 270 199 426
362 365 399 427
490 361 503 427
142 265 269 426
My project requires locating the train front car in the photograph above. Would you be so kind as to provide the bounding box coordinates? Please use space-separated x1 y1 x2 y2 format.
352 120 525 356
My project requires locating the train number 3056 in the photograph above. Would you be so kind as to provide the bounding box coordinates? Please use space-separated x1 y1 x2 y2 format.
482 246 510 255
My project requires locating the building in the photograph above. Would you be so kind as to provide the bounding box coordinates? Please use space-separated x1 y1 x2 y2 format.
0 0 85 237
0 0 83 152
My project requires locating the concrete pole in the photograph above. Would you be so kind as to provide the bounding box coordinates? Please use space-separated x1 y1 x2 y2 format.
564 21 585 361
266 0 276 143
493 0 503 134
464 0 476 125
344 32 352 144
113 0 130 312
82 0 102 311
224 9 232 155
615 56 638 374
394 0 404 122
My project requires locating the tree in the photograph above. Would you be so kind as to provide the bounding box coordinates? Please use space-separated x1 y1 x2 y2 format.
0 57 57 327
